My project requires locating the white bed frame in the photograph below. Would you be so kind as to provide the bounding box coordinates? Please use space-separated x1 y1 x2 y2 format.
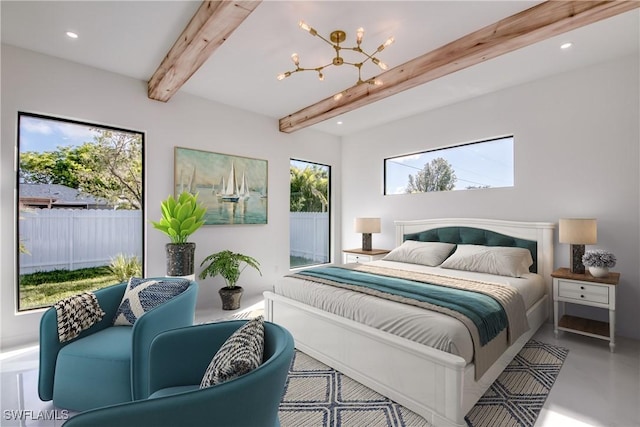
265 218 555 427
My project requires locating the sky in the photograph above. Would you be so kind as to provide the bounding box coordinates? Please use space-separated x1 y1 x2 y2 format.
19 115 100 153
385 136 514 194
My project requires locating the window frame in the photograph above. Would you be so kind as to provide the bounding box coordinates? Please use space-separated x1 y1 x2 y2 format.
16 111 145 311
383 135 514 195
289 158 332 269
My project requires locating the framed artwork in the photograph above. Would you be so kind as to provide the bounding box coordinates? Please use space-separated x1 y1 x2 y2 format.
174 147 268 225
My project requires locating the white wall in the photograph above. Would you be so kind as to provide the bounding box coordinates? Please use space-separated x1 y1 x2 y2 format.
341 55 640 340
0 44 342 349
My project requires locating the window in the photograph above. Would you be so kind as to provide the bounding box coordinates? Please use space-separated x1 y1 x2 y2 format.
17 113 144 311
384 136 514 195
290 159 330 268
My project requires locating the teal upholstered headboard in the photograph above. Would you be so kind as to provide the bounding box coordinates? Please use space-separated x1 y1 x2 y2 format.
403 226 538 273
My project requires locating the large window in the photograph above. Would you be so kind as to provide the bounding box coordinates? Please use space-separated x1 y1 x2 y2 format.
384 136 514 195
290 159 330 268
17 113 144 311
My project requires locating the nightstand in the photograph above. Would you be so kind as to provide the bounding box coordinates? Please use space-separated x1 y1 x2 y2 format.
552 267 619 351
343 248 390 264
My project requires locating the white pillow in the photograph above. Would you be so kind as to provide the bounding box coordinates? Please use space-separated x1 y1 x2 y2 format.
440 245 533 277
382 241 456 267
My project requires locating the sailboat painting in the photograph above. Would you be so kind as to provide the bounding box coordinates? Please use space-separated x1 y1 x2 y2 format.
174 147 267 225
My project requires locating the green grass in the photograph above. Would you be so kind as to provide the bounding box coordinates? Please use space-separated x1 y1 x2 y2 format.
19 266 118 311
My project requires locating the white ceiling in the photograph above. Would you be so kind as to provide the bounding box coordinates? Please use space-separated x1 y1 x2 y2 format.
1 1 638 136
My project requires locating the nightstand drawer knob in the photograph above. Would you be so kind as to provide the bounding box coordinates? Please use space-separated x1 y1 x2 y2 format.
580 286 585 290
581 295 585 298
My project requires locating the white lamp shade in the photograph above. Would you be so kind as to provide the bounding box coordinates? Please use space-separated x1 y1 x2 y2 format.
354 217 381 234
559 218 597 244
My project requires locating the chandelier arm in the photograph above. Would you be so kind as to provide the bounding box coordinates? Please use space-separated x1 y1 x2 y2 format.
285 62 334 75
314 33 338 48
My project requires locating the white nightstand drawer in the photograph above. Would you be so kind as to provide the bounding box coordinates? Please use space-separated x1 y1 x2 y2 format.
345 254 365 263
558 280 609 304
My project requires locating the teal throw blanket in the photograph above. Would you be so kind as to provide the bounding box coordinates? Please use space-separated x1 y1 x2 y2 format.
296 266 507 345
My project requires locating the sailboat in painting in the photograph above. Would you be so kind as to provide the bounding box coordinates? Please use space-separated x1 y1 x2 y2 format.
221 162 240 202
238 172 250 200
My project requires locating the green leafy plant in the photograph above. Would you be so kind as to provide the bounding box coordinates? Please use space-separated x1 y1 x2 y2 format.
109 253 142 282
151 192 206 244
199 250 261 289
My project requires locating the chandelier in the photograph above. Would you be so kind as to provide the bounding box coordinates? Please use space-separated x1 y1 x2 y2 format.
277 21 394 86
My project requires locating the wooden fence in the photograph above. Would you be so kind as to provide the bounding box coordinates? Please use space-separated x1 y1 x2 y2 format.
19 209 142 274
290 212 329 263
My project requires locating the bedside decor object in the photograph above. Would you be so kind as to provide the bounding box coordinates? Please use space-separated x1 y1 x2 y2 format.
199 250 262 310
354 217 381 251
152 192 206 277
559 218 597 274
582 250 616 278
277 21 394 86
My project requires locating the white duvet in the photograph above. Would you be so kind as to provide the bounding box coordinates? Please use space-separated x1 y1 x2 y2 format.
273 259 545 364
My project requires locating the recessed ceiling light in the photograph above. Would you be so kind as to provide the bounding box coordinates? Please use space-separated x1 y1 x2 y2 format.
560 42 572 49
66 31 79 39
336 121 343 125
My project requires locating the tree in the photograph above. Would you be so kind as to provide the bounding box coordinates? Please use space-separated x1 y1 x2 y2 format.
19 129 142 209
406 157 457 193
290 165 328 212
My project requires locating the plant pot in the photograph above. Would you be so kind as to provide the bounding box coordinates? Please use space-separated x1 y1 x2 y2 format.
588 266 609 278
219 286 243 310
166 242 196 276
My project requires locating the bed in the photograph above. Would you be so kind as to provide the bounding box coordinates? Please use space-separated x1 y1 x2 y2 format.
264 218 555 427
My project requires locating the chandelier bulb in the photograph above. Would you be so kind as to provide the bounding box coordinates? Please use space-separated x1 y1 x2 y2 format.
377 36 395 52
372 58 388 70
318 72 324 81
299 20 317 36
291 53 300 66
277 71 291 81
356 27 364 45
299 21 310 31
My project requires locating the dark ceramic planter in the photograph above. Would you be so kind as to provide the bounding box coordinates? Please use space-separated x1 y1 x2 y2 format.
219 286 243 310
166 242 196 276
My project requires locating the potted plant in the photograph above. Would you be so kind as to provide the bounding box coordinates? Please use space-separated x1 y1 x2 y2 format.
582 249 616 278
151 192 206 276
199 250 261 310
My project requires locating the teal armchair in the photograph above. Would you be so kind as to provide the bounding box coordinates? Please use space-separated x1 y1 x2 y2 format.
38 278 198 411
62 320 295 427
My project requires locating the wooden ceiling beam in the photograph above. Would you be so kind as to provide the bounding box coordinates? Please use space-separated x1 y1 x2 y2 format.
279 1 639 133
148 0 261 102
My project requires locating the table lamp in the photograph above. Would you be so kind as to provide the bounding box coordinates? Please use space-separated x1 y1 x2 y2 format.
559 218 597 274
354 217 381 251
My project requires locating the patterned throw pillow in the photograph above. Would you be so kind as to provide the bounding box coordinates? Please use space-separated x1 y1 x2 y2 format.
113 277 190 326
200 316 265 388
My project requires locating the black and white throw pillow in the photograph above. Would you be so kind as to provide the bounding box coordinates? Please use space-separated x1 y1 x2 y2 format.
113 277 190 326
200 316 265 388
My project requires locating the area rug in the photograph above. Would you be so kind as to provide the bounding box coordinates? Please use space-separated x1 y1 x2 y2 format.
278 340 568 427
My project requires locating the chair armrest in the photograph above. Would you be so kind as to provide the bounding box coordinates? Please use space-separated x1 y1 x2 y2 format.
63 322 294 427
147 321 248 393
130 280 198 399
38 283 127 401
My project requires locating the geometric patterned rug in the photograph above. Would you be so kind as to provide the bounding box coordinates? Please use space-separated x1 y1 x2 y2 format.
465 340 569 427
278 340 568 427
